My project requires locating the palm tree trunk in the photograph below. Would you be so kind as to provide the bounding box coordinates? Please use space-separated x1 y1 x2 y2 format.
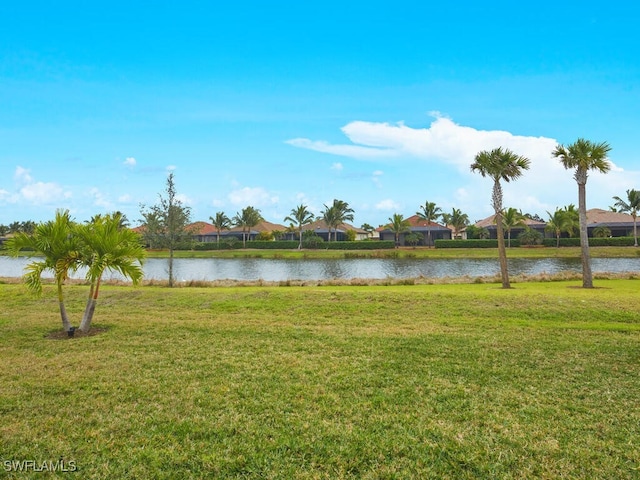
556 232 560 248
577 178 593 288
57 283 73 332
298 228 302 249
492 180 510 288
633 215 638 247
79 279 100 333
495 212 510 288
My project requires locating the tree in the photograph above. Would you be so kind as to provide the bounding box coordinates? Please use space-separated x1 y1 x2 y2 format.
471 147 531 288
612 189 640 246
518 227 543 246
388 213 411 247
593 226 611 238
322 199 354 241
77 212 145 333
9 221 22 234
442 208 469 239
233 206 263 247
139 172 192 287
546 208 573 247
284 204 315 249
361 223 375 238
416 201 442 247
4 210 82 332
0 224 8 236
210 211 231 246
553 138 612 288
501 208 526 248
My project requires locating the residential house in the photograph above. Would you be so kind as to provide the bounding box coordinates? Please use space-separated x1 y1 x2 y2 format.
378 215 452 247
470 214 547 240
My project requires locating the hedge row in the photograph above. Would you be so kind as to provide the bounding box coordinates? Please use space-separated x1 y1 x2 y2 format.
191 240 396 250
435 237 637 248
435 239 521 248
542 237 636 247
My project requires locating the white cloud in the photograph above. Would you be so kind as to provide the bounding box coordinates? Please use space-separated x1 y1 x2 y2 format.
375 199 401 211
89 187 111 209
166 165 177 171
123 157 137 168
372 170 383 188
20 181 68 204
228 186 279 207
331 162 344 171
176 193 192 206
118 194 132 203
14 166 33 184
288 114 638 219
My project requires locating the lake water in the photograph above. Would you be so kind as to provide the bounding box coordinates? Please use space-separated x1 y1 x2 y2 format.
1 256 640 282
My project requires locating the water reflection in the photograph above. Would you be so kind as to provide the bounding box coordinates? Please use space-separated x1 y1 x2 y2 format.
1 255 639 282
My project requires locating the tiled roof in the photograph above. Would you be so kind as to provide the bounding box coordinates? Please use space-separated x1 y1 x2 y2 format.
474 214 546 229
586 208 635 225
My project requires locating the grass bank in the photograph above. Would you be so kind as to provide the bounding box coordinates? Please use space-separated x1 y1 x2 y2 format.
155 245 640 260
1 281 639 478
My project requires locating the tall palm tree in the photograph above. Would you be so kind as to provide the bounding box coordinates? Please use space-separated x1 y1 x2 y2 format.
4 210 81 332
471 147 531 288
612 189 640 247
233 206 263 247
284 204 314 249
442 208 469 239
77 212 146 333
388 213 411 247
501 208 526 248
553 138 612 288
416 201 442 247
210 211 231 246
322 199 354 241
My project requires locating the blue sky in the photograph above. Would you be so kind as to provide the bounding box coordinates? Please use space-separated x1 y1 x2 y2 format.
1 1 639 228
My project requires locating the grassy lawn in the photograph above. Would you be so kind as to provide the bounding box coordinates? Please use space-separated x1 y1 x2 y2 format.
1 280 639 478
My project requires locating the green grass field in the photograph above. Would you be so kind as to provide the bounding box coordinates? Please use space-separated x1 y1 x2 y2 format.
1 280 639 478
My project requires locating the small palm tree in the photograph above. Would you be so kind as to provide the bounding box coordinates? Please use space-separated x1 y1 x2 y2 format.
4 210 82 332
501 208 526 248
612 189 640 247
416 201 442 247
210 211 231 246
471 147 531 288
77 213 145 333
592 226 611 238
546 208 572 247
442 208 469 240
322 199 354 241
388 213 411 247
553 138 612 288
284 204 314 249
233 206 263 247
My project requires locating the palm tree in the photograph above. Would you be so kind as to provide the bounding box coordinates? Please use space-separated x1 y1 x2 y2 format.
612 189 640 247
210 211 231 246
388 213 411 247
471 147 531 288
361 223 375 238
501 208 526 248
553 138 612 288
4 210 81 332
442 208 469 239
322 199 354 241
416 201 442 247
284 204 314 249
233 206 263 247
593 226 611 238
77 212 145 333
546 208 572 248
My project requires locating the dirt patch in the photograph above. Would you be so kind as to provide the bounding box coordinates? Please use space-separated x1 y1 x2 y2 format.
45 327 109 340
